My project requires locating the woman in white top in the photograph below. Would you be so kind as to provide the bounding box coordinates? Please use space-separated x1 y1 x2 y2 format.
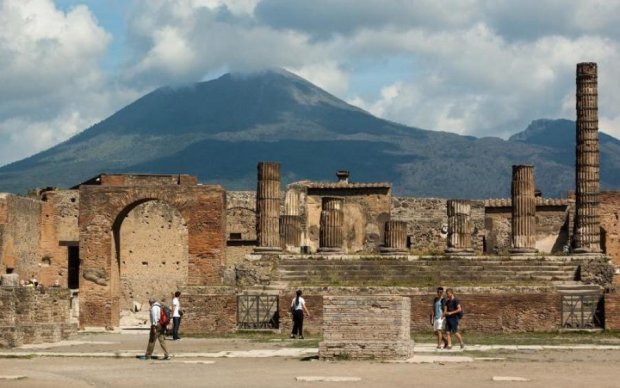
172 291 182 340
290 290 310 339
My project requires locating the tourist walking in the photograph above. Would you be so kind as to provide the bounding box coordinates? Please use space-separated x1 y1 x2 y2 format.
145 297 170 360
290 290 310 339
443 288 465 349
172 291 182 340
431 287 447 349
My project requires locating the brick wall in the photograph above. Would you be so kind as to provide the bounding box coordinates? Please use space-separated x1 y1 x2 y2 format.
409 293 561 332
600 192 620 267
39 190 79 288
276 288 563 334
0 286 76 347
0 194 41 281
319 295 412 360
604 290 620 330
78 184 226 328
279 293 323 336
180 287 237 333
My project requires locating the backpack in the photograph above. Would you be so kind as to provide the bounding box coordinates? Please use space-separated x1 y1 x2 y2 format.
159 303 172 327
457 307 464 319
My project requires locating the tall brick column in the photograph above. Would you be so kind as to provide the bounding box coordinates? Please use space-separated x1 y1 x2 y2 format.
510 165 537 254
319 197 344 253
280 215 301 252
255 162 282 253
573 62 602 253
381 220 408 255
445 200 473 255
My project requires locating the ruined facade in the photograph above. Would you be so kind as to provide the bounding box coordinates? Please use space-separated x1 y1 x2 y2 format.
1 61 620 343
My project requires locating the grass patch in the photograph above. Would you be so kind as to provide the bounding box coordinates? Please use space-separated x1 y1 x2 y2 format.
286 338 320 348
413 330 620 346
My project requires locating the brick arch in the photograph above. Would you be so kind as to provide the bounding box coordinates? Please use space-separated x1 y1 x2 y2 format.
78 184 225 328
112 198 189 312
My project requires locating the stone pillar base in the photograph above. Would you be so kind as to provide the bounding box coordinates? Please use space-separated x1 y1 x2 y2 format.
444 248 474 256
253 246 282 254
380 247 409 255
508 248 538 255
319 340 412 361
317 247 342 254
572 247 603 255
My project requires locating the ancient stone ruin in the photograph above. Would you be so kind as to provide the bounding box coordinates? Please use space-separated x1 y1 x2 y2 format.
319 295 412 360
1 62 620 349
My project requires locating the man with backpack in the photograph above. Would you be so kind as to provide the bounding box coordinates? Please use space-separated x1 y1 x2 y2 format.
145 297 170 360
443 288 465 350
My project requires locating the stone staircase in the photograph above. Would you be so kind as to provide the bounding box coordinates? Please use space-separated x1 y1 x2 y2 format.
275 256 588 287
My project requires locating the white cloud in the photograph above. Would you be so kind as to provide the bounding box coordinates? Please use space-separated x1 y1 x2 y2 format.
285 63 350 97
0 0 144 165
4 0 620 166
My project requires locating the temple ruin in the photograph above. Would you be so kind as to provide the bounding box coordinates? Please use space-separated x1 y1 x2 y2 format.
2 62 620 347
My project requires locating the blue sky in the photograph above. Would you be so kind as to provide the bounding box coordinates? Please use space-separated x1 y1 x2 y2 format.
1 0 620 166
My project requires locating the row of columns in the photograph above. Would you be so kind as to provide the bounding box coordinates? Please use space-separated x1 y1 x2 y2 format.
256 161 549 255
257 61 602 256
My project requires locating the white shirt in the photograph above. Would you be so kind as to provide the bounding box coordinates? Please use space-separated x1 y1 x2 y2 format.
150 303 161 326
172 297 181 318
291 296 306 311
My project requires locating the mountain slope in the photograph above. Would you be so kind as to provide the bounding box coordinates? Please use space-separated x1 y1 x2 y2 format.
0 70 619 197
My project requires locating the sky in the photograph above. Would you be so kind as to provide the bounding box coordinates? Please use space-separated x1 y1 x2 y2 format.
2 0 620 167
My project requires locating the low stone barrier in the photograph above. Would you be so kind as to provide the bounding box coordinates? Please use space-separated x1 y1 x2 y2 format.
319 295 412 360
0 287 76 347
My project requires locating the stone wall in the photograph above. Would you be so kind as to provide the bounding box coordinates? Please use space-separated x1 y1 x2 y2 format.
391 197 485 254
304 187 391 253
484 201 569 254
180 287 237 333
226 191 257 265
319 295 412 360
0 286 76 347
119 200 189 311
39 189 79 288
0 194 41 281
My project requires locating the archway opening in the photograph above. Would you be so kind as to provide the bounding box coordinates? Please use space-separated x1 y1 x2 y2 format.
113 200 188 325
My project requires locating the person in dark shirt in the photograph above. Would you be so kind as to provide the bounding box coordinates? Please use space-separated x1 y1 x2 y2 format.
443 288 465 349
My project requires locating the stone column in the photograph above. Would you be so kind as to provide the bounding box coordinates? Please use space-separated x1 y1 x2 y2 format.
381 220 408 255
510 165 537 254
319 197 344 253
445 200 473 255
255 161 282 253
280 215 301 252
573 62 602 253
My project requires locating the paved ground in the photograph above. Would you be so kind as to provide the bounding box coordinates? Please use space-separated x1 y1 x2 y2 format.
1 332 620 387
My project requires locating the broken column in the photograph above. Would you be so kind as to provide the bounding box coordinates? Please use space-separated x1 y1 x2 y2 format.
381 220 408 255
318 197 344 253
510 165 537 255
573 62 602 253
255 161 282 253
445 200 473 255
280 215 301 252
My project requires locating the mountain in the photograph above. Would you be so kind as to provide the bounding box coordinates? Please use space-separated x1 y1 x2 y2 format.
0 69 619 198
